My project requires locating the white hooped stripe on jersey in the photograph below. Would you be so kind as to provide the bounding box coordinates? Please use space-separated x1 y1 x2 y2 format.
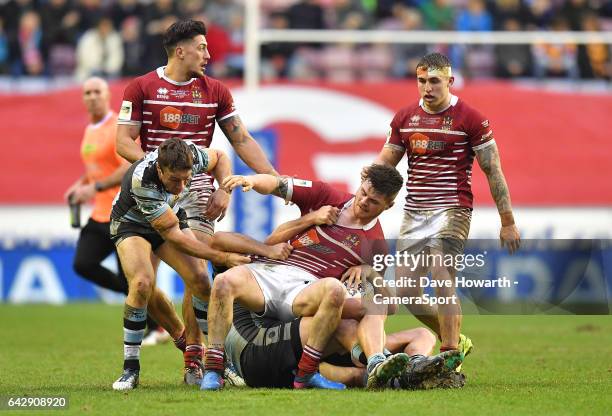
315 226 365 264
399 128 468 136
472 139 496 151
147 129 208 135
143 99 219 108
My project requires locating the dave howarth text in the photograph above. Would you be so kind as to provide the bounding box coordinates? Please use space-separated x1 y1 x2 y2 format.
372 276 513 289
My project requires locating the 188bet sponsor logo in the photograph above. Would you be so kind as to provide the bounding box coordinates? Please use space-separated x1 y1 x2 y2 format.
160 106 201 129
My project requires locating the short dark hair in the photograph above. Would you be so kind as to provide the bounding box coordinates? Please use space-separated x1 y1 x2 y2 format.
158 138 193 171
163 19 207 56
416 52 452 71
363 164 403 199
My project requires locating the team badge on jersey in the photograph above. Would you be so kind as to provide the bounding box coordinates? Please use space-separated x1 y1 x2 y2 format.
341 234 361 249
442 116 453 131
119 101 132 121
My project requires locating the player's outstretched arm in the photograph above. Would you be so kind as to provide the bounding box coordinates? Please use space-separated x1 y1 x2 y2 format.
222 174 288 198
219 115 279 175
212 232 292 260
151 208 250 267
475 143 520 254
265 205 340 245
116 124 145 163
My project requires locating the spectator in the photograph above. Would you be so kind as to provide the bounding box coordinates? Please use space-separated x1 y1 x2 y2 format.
560 0 597 31
75 16 123 80
494 17 533 78
204 0 241 31
453 0 494 76
490 0 532 29
0 17 9 74
577 12 611 79
261 11 294 79
328 0 372 30
532 17 578 79
527 0 555 29
109 0 143 30
420 0 455 30
120 16 144 76
75 0 105 35
384 6 428 78
17 10 44 75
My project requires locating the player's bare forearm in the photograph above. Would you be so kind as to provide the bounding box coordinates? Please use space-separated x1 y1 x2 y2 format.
376 146 404 167
164 226 227 264
212 231 271 257
207 149 232 190
476 143 513 215
265 215 316 245
152 209 226 263
219 115 278 175
116 124 144 163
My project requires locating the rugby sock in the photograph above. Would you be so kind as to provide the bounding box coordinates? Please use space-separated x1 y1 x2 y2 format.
204 347 225 373
353 345 393 367
366 353 386 374
184 344 204 367
192 295 209 336
173 329 187 352
295 344 323 383
122 304 147 371
440 346 454 353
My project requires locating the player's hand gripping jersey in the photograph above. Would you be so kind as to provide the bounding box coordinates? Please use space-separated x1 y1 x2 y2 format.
253 179 389 279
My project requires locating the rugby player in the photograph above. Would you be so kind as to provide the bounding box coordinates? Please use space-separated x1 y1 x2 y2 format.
201 164 413 390
110 138 292 390
115 19 278 383
64 77 177 344
371 52 521 365
225 300 465 390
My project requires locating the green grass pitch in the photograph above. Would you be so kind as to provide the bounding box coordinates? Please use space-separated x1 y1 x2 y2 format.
1 304 610 415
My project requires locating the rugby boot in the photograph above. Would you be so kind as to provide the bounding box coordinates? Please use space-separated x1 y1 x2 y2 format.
366 353 410 390
112 368 140 391
224 362 246 387
200 370 224 391
456 334 473 372
293 372 346 390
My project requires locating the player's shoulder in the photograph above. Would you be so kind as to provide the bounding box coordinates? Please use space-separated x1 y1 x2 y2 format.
126 68 166 92
392 102 421 124
453 96 487 121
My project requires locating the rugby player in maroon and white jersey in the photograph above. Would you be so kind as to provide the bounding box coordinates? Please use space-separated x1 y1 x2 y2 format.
115 20 278 384
200 165 420 391
371 52 521 365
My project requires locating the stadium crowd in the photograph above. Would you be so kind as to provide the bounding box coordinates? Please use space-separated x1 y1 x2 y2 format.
1 0 610 81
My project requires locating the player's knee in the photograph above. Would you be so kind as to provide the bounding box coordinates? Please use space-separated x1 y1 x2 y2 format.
211 272 235 299
190 271 211 299
416 327 437 348
323 279 346 308
130 274 154 298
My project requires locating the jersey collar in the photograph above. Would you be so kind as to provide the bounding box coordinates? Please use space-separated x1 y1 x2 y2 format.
419 94 459 114
156 66 196 86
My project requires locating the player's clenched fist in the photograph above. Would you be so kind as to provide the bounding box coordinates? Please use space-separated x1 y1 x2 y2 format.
266 242 293 260
223 175 253 192
310 205 340 225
